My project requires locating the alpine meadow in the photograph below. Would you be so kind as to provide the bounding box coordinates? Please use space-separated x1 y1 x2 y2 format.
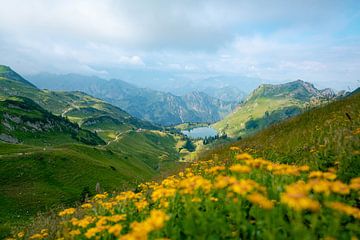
0 1 359 240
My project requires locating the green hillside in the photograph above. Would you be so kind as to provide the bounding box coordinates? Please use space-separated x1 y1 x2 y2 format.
206 90 360 181
213 80 337 137
0 66 155 135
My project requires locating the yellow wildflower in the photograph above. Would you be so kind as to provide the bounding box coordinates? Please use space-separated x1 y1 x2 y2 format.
247 192 274 209
280 181 320 212
71 216 96 228
205 165 225 174
58 208 76 217
331 181 350 195
29 234 43 239
327 201 360 219
81 203 92 209
108 224 122 237
135 199 149 211
210 197 219 202
69 229 81 236
349 177 360 190
17 232 25 238
229 164 251 173
236 153 253 160
94 193 107 199
85 227 105 239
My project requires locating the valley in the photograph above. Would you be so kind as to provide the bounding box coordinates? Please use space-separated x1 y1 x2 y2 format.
0 65 358 239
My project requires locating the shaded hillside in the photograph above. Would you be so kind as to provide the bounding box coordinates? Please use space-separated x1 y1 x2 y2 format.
0 97 104 146
214 80 338 137
27 73 236 125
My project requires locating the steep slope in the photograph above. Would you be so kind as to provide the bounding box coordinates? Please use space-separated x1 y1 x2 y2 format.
213 80 336 137
27 73 236 125
0 65 36 88
0 97 104 146
0 66 154 134
206 90 360 181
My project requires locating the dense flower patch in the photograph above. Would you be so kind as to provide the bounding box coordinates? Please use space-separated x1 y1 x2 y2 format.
13 150 360 239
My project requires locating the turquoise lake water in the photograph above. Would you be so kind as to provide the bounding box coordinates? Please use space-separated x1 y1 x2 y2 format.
181 126 218 138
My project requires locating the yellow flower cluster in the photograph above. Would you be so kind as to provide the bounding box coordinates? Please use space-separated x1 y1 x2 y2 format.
121 210 169 240
247 192 274 209
234 153 310 176
16 150 360 239
327 202 360 219
58 208 76 217
29 229 48 239
281 181 320 212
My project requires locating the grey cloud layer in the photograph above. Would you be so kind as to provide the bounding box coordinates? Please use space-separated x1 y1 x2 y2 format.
0 0 359 90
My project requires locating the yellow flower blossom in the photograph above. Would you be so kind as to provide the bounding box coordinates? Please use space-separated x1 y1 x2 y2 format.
205 165 226 174
108 224 122 237
69 229 81 236
236 153 253 160
247 192 274 209
17 232 25 238
327 201 360 219
280 181 320 212
29 234 43 239
58 208 76 217
229 164 251 173
85 227 106 239
81 203 92 209
349 177 360 190
135 199 149 211
71 216 96 228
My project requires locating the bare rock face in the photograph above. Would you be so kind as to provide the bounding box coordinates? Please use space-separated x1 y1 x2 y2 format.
0 133 19 144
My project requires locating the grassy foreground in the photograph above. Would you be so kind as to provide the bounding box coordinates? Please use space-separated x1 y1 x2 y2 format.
10 151 359 239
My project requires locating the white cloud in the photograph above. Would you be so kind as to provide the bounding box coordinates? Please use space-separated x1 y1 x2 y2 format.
0 0 359 90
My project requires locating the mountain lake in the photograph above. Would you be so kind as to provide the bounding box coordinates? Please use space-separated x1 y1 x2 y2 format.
181 126 218 138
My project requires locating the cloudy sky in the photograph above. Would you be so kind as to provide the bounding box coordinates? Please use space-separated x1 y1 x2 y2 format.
0 0 359 90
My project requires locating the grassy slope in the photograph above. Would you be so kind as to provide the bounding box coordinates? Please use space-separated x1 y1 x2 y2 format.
204 91 360 181
213 97 301 137
0 143 155 226
107 130 180 170
0 128 182 230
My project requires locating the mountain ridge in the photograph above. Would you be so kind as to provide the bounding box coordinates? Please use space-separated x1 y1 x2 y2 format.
213 79 339 137
26 73 237 126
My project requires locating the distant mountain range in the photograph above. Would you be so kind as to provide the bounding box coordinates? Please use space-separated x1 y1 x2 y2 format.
26 73 238 126
213 80 344 137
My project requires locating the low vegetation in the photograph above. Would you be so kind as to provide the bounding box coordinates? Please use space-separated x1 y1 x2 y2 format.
12 151 359 239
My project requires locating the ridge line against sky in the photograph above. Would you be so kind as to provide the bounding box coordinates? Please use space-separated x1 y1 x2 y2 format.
0 0 359 90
